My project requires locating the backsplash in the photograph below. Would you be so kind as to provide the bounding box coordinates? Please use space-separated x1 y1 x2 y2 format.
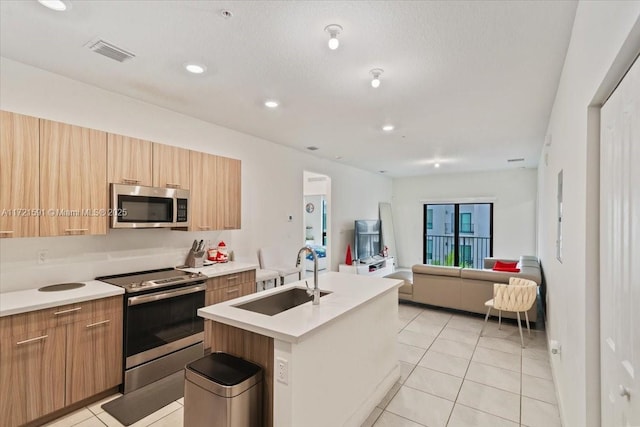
0 228 224 292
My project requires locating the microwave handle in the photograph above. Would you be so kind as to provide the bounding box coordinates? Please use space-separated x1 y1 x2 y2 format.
128 284 206 306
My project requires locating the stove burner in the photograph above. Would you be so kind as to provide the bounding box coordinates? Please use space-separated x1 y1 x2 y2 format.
96 268 206 293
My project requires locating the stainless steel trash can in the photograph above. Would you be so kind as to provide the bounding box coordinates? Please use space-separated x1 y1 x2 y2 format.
184 352 263 427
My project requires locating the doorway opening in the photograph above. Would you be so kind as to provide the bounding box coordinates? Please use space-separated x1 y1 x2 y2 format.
303 171 331 274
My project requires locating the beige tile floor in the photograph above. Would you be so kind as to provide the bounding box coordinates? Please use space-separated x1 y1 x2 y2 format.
44 303 560 427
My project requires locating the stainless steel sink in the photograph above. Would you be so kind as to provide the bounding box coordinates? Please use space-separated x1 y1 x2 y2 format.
38 283 86 292
234 287 331 316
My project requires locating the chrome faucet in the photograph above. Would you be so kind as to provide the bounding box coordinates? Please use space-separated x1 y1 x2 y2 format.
295 246 320 305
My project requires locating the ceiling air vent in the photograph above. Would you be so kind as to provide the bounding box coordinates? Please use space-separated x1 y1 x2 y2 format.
507 158 525 163
87 39 135 63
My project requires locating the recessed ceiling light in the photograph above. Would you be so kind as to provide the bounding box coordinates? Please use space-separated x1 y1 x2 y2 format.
434 163 441 168
382 125 394 132
220 9 233 19
335 156 343 160
264 100 279 108
38 0 68 11
184 63 206 74
306 146 319 151
379 170 387 174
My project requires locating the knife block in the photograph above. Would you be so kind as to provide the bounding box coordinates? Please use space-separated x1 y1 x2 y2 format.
185 249 205 268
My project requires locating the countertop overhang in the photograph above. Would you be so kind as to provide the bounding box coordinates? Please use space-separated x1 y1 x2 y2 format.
198 272 403 344
0 280 125 317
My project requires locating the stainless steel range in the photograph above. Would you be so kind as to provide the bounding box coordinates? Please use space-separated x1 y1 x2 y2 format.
97 268 207 393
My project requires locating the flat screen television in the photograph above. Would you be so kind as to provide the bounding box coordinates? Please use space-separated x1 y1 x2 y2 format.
354 220 381 261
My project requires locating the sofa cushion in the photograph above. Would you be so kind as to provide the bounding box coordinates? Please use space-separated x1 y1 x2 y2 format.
493 260 519 271
412 264 461 277
460 268 514 283
483 257 518 269
385 270 413 295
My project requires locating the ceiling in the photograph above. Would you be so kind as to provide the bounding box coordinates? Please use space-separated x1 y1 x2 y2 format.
0 1 577 177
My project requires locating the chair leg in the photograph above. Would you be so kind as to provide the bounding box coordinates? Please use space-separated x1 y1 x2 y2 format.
516 312 524 348
480 306 491 336
525 310 531 336
498 310 502 330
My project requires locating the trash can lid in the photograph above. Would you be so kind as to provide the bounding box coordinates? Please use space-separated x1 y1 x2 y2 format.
187 352 262 386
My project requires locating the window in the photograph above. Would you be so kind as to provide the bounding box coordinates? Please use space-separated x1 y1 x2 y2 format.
423 203 493 269
460 245 472 266
460 213 473 233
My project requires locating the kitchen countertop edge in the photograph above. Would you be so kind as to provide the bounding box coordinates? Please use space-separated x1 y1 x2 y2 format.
198 272 403 344
0 280 125 317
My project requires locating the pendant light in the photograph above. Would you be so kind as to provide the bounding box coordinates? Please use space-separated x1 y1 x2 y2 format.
370 68 384 88
324 24 343 50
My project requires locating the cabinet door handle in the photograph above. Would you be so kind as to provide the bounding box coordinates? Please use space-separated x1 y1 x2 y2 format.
0 230 14 234
166 183 181 189
226 288 240 294
122 178 141 185
226 276 239 281
54 307 82 315
17 335 48 345
198 225 211 230
86 320 110 328
65 228 88 233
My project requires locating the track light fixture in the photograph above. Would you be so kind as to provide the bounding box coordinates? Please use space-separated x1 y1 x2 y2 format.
370 68 384 88
324 24 343 50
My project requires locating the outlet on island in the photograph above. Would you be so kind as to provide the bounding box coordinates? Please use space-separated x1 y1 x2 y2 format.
277 357 289 384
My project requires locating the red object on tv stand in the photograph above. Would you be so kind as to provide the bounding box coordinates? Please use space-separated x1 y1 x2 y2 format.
345 244 353 265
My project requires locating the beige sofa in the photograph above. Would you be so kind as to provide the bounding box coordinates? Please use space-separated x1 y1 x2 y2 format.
392 256 541 322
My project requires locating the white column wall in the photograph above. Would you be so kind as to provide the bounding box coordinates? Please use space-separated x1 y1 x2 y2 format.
537 2 640 426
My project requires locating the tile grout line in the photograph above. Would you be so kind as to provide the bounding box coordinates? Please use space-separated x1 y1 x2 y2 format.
443 315 479 426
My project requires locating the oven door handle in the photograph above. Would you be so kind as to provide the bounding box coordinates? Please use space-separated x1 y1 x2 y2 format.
127 284 206 306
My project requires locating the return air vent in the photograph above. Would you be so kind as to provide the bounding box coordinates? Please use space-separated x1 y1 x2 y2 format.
87 39 135 62
507 158 525 163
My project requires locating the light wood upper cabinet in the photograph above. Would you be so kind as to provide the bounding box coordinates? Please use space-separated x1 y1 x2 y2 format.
0 111 40 238
0 326 66 427
190 151 218 231
153 143 190 189
107 134 152 186
215 156 241 230
65 298 123 405
40 120 108 236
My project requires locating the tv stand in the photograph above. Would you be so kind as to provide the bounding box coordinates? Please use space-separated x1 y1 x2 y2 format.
338 257 395 277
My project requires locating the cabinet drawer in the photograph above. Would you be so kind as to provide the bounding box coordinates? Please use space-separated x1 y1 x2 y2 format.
207 270 255 290
0 295 123 338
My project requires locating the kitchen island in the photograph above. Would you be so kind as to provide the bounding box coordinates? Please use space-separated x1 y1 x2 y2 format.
198 271 403 427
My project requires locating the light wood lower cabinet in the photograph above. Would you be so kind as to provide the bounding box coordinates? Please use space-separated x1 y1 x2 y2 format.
65 307 123 405
0 326 66 427
203 270 256 350
0 296 123 427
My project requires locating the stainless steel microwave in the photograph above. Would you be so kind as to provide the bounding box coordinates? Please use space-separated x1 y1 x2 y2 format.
110 183 190 229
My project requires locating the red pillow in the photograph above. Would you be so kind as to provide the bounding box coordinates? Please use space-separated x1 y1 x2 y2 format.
493 267 521 273
493 260 518 270
492 260 519 272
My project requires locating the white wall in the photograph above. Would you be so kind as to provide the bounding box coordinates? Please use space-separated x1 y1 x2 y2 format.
537 2 640 426
0 58 392 291
392 168 538 267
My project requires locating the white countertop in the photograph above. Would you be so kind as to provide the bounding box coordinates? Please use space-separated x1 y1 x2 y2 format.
179 261 258 278
198 271 403 343
0 280 124 317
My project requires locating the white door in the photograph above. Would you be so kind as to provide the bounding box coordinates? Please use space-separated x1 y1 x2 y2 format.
600 55 640 427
